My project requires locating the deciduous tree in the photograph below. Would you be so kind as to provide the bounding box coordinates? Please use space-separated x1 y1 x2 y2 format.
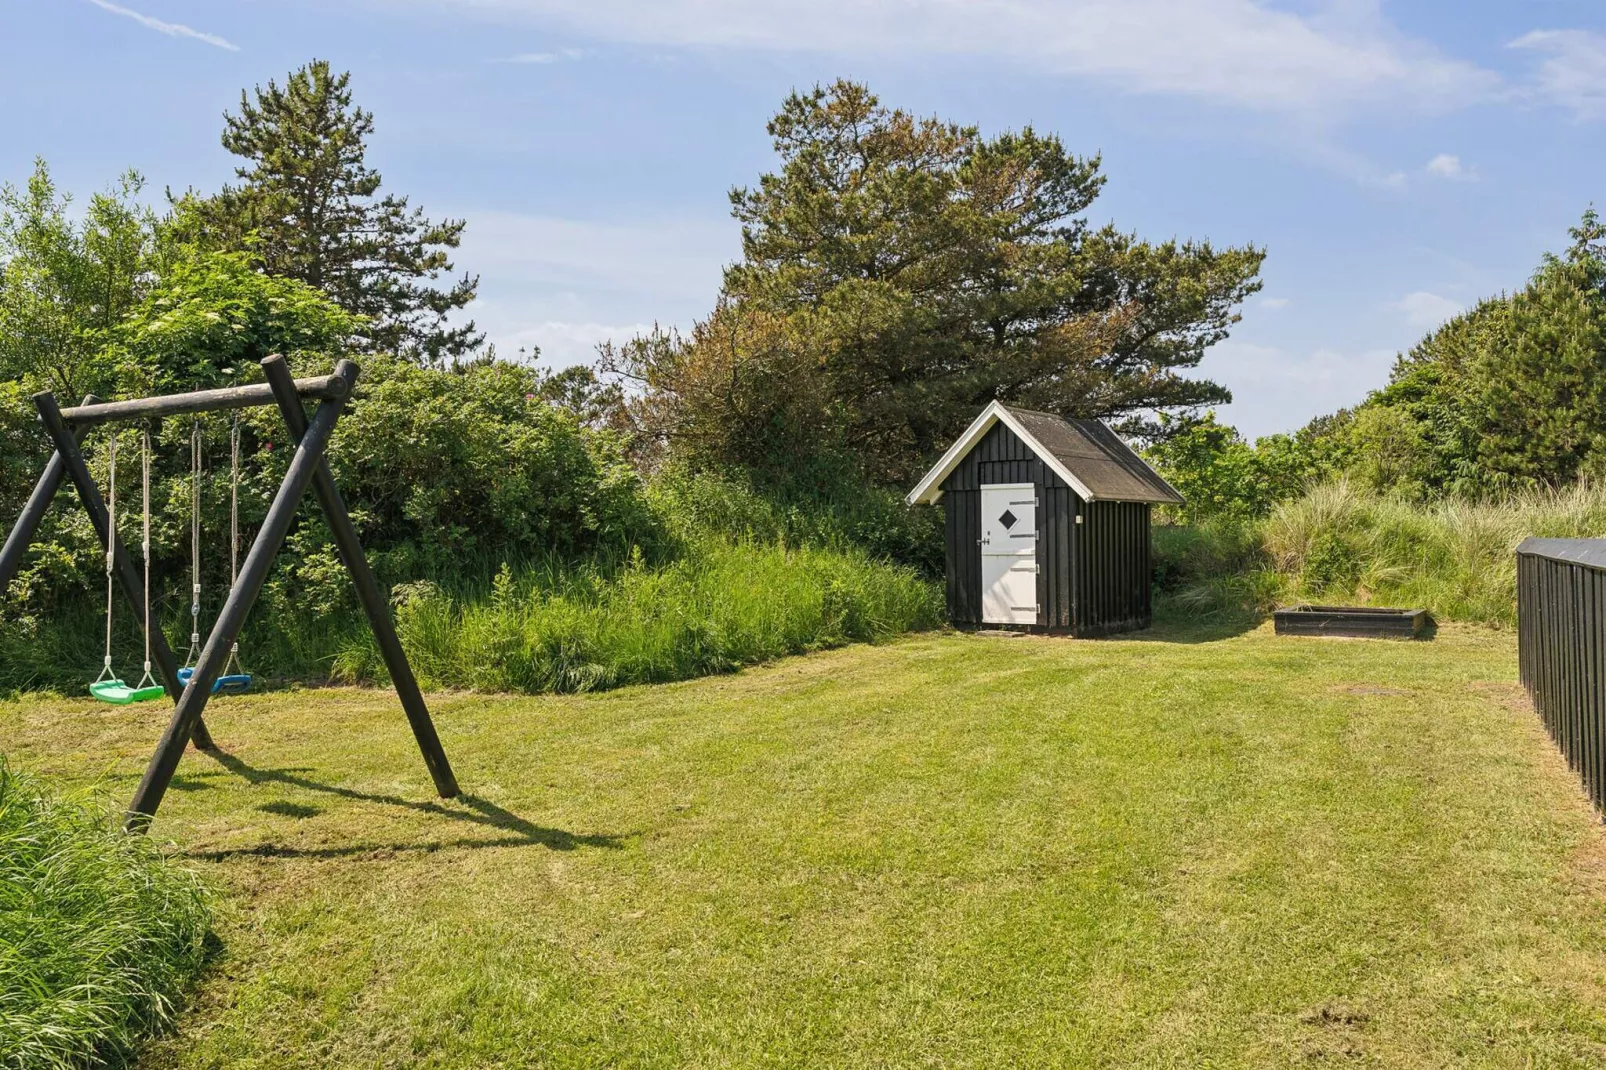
0 160 157 398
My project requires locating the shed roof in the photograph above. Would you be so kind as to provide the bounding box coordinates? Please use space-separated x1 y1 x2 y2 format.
906 401 1184 506
1517 537 1606 571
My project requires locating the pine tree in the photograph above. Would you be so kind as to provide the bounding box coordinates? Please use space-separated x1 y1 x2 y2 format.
190 60 480 363
612 81 1264 485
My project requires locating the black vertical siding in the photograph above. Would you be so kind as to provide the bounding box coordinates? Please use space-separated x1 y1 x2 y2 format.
1518 543 1606 813
938 422 1151 636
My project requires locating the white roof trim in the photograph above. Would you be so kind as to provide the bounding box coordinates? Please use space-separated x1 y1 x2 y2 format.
905 401 1096 505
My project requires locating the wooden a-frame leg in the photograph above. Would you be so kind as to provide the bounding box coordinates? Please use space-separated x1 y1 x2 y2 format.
32 393 216 752
261 355 458 799
122 363 354 830
0 395 96 596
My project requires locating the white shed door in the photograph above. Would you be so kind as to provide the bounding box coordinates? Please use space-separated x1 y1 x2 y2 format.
980 483 1038 624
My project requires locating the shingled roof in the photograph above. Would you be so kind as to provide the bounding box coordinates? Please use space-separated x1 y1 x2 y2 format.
906 401 1184 506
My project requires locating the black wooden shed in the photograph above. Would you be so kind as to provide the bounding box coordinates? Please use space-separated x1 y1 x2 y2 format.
906 402 1184 636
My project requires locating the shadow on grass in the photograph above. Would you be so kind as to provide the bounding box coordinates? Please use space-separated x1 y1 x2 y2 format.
952 608 1263 646
187 835 606 861
189 749 623 859
1127 607 1265 645
257 800 321 819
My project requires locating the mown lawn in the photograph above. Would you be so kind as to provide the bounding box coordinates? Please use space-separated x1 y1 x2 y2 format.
4 622 1606 1068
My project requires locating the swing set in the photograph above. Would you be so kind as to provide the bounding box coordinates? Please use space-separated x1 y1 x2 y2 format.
89 413 250 705
0 356 459 830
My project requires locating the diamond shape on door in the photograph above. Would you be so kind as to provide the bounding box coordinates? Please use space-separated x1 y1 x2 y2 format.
998 509 1017 529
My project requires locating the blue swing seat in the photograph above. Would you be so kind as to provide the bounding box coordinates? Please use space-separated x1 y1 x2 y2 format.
177 666 253 694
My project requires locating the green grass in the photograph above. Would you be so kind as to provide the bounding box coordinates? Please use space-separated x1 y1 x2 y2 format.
0 763 211 1070
1157 480 1606 626
348 539 942 693
4 623 1606 1067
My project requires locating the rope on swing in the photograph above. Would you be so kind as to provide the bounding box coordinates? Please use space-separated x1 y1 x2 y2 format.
187 419 202 668
223 410 246 680
90 429 163 705
94 435 118 686
179 410 250 693
136 426 157 693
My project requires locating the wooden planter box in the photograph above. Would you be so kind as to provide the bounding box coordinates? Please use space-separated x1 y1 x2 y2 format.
1273 605 1431 639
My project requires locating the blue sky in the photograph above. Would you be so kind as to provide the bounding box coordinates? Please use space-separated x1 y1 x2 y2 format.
4 1 1604 438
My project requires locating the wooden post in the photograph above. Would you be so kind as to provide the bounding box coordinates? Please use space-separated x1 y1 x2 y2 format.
123 365 353 829
32 393 216 752
261 355 459 799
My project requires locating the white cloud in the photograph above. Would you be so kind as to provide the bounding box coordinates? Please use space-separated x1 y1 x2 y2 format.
455 212 737 365
1208 341 1392 387
478 318 654 365
460 211 734 299
491 46 586 63
421 0 1496 115
1512 29 1606 120
1426 153 1464 178
1206 340 1397 437
86 0 239 51
1260 296 1291 309
1392 291 1463 328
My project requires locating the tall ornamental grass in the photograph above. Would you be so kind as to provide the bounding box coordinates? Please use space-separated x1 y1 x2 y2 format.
0 763 210 1070
335 539 943 694
1157 480 1606 626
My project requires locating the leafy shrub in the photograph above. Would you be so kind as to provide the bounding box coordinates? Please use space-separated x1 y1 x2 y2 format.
1144 411 1332 524
0 762 211 1069
256 353 663 588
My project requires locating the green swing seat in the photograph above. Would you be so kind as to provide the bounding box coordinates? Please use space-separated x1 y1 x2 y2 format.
87 430 170 708
90 678 166 705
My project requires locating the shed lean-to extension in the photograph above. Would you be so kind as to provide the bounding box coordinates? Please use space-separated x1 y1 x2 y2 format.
906 401 1184 637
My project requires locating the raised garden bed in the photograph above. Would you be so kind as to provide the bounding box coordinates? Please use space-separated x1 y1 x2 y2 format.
1273 605 1431 640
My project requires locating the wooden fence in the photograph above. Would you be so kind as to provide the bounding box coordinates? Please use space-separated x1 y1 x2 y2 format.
1517 537 1606 812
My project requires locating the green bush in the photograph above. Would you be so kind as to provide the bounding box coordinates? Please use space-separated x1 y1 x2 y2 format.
1 354 671 691
1144 411 1333 524
0 762 211 1069
253 354 662 597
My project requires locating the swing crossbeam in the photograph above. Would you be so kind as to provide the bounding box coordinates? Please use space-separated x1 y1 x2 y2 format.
2 357 458 831
57 372 349 427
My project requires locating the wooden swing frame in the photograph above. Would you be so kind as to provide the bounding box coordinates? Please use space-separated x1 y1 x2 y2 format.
0 356 459 831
